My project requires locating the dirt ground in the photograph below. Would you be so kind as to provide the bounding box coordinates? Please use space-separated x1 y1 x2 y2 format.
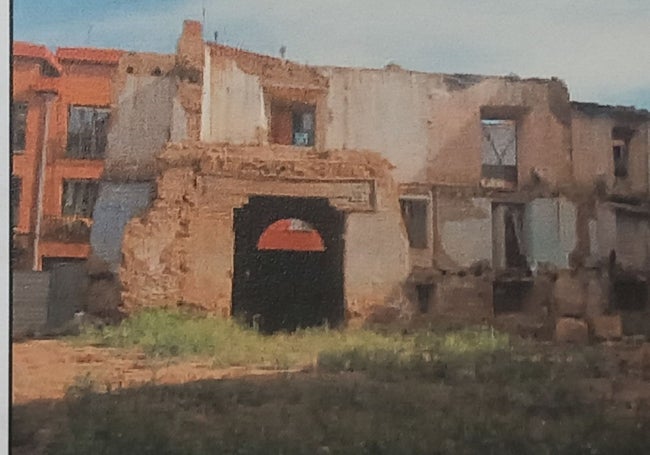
12 340 298 405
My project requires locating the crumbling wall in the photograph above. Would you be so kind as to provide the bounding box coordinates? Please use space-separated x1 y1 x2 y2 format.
320 67 573 188
121 142 411 324
201 57 267 144
433 189 492 270
524 198 577 269
572 104 650 198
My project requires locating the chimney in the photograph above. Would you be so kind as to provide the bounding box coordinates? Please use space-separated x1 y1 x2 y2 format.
176 20 204 73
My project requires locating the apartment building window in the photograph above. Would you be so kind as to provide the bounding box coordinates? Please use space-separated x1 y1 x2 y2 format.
400 198 429 249
10 176 21 228
66 106 110 159
62 179 99 218
12 102 27 153
270 101 316 147
481 119 517 186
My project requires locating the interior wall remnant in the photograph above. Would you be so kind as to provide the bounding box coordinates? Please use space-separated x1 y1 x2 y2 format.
90 182 154 272
523 198 577 269
104 74 176 181
615 210 650 271
436 193 492 270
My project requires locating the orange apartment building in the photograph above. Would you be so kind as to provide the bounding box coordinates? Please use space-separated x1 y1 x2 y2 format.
11 42 122 270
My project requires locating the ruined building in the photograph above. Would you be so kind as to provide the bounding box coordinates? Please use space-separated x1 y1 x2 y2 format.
12 21 650 338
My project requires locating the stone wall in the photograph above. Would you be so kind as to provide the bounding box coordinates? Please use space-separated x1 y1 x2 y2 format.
121 142 411 324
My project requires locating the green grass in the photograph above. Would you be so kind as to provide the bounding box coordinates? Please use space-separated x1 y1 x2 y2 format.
71 308 512 370
13 309 645 454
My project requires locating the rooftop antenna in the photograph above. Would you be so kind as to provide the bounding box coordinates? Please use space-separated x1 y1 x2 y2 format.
85 24 94 45
201 0 206 37
279 45 287 60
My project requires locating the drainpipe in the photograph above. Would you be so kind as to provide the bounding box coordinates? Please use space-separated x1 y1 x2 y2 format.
33 92 56 271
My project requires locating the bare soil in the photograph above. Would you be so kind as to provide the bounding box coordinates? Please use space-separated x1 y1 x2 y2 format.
12 339 294 404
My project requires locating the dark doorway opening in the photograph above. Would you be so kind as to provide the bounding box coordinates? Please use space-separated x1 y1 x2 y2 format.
612 279 648 312
232 196 344 333
493 280 532 314
416 284 432 314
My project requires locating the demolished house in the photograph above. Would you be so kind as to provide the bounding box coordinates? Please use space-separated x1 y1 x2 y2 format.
12 20 650 338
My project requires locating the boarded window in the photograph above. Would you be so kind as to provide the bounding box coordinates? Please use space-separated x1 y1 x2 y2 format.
270 102 315 147
400 199 428 249
11 176 21 228
12 102 27 152
66 106 110 159
481 119 517 184
62 179 99 218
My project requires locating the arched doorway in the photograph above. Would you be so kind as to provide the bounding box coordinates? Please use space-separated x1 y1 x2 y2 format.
232 196 344 333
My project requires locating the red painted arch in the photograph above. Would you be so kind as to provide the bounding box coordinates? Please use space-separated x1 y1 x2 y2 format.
257 218 325 252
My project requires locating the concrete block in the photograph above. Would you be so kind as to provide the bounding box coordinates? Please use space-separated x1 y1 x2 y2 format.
591 315 622 341
555 317 589 344
554 274 586 317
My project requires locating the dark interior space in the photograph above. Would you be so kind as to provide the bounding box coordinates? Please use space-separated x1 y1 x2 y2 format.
232 196 344 333
416 284 432 314
492 280 532 314
612 279 648 312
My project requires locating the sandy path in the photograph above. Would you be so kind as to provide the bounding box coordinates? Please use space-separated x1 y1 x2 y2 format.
12 340 294 404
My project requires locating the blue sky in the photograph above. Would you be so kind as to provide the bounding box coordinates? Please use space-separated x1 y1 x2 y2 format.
13 0 650 110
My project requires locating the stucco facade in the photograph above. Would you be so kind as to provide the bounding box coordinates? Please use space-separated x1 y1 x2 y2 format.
13 20 650 336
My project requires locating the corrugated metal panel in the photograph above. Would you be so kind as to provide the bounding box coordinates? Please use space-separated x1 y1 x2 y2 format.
12 271 50 335
90 181 154 269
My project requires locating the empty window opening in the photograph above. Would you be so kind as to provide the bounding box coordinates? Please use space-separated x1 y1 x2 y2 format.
62 179 99 218
493 281 531 314
66 106 110 159
270 101 315 147
257 218 325 252
481 119 517 187
400 198 429 249
12 102 27 152
612 279 647 311
416 284 433 313
232 196 344 333
11 176 21 229
151 67 162 76
612 127 634 179
493 204 527 270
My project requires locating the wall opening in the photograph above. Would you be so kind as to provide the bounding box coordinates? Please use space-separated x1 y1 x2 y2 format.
492 203 527 270
400 198 429 249
416 284 432 313
232 196 344 333
612 279 648 311
612 127 634 179
480 118 517 189
493 280 532 314
270 101 315 147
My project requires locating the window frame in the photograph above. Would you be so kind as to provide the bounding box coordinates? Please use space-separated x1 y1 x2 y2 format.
61 179 100 219
66 105 111 160
11 102 28 153
10 176 22 229
399 196 430 250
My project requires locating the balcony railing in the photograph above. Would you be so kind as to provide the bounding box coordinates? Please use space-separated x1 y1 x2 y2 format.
40 216 92 244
